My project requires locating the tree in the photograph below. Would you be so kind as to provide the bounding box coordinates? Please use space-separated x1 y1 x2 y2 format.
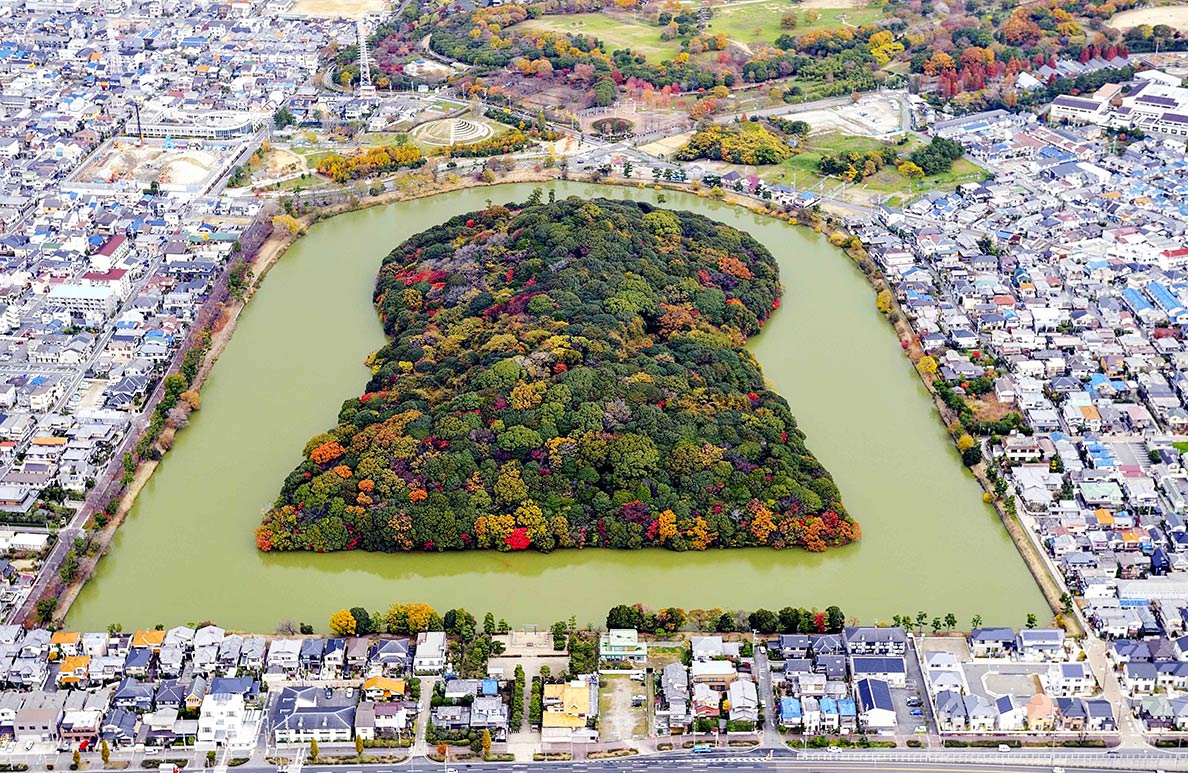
825 605 845 632
273 214 302 235
916 356 938 377
748 608 778 634
915 611 928 631
274 106 296 130
930 616 942 633
484 612 496 635
350 607 374 635
310 739 319 760
607 604 643 630
897 161 924 180
355 734 364 757
778 607 802 634
101 740 110 764
72 750 80 769
330 612 356 636
944 612 957 630
971 614 983 630
481 729 492 757
594 77 616 107
1025 613 1038 629
35 597 55 624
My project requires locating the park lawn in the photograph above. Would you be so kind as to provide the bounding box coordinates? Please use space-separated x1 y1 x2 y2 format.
708 3 883 46
303 150 340 168
1174 441 1188 453
364 132 410 146
860 156 988 196
763 131 988 201
764 131 892 185
261 174 329 192
519 13 678 62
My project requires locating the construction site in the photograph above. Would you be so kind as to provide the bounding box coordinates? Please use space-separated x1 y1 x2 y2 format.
63 135 251 197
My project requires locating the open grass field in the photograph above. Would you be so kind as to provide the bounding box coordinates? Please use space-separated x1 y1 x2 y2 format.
1108 5 1188 30
767 131 890 183
519 13 677 61
764 131 988 202
708 2 884 45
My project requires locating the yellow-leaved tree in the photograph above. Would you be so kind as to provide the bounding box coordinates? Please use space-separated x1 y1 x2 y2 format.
329 609 356 636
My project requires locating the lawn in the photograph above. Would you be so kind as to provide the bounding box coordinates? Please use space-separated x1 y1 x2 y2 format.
364 132 411 146
766 132 891 185
519 13 678 62
1174 441 1188 453
764 131 988 202
707 3 884 46
862 156 987 195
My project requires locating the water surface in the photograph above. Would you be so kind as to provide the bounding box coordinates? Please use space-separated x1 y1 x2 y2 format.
68 182 1046 631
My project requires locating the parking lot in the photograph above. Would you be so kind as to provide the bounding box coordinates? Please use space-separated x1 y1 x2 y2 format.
598 674 648 742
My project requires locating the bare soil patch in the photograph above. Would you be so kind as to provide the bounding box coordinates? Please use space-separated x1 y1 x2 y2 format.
293 0 388 17
1109 5 1188 30
969 394 1015 423
598 677 646 742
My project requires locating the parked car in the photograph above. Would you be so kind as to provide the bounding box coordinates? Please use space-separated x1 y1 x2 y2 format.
910 709 923 716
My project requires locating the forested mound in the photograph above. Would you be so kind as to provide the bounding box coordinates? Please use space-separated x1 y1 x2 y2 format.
256 197 858 554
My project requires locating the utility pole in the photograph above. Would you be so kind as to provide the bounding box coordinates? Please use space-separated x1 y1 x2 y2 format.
132 101 143 144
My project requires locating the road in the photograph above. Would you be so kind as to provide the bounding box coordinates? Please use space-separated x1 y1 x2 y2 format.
752 637 782 749
99 748 1188 773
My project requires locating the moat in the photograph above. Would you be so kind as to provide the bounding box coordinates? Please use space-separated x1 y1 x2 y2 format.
67 181 1046 631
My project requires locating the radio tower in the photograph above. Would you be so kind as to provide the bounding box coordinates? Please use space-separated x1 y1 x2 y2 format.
357 19 376 100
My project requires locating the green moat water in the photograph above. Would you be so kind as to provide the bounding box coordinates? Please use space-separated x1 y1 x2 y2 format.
68 182 1046 631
